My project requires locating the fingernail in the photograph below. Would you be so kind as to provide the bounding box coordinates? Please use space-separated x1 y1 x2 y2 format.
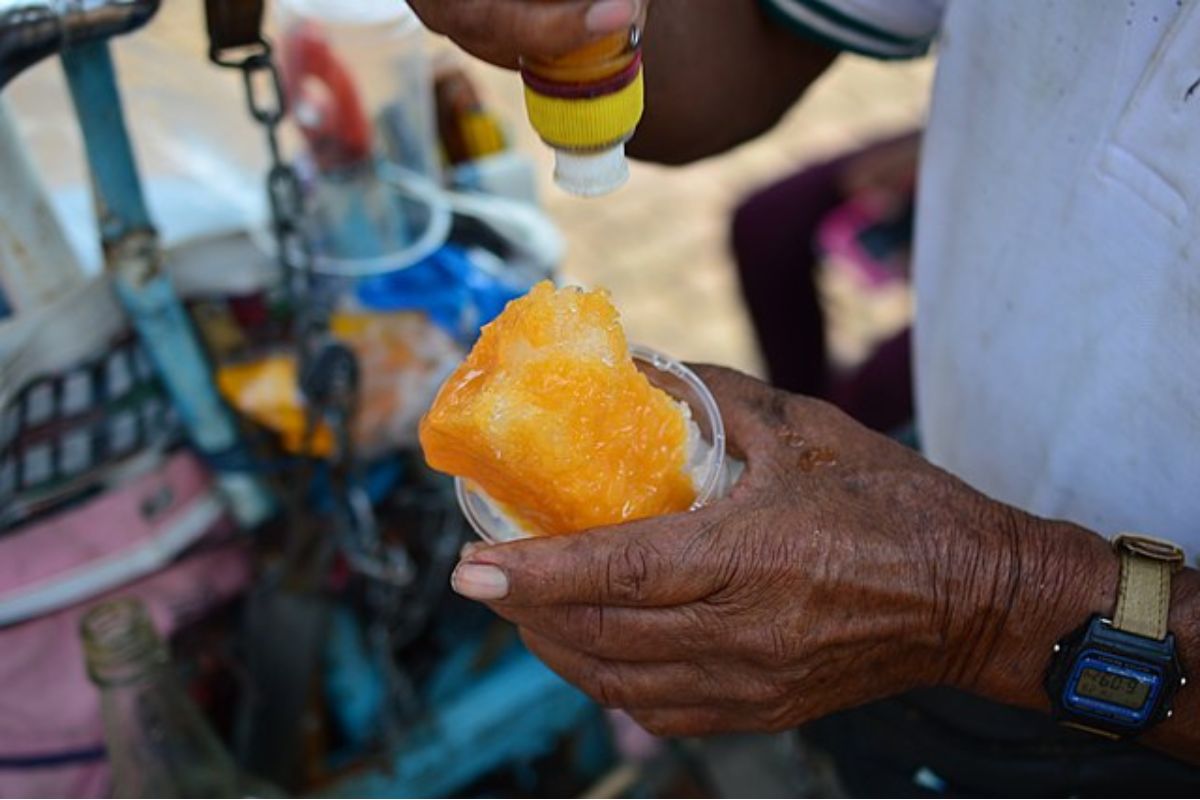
586 0 636 34
452 562 510 600
459 541 486 560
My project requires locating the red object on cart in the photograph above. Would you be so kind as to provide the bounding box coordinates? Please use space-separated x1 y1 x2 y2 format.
281 21 373 172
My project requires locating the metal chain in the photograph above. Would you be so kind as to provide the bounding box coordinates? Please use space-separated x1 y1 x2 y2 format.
208 33 314 304
211 36 364 455
206 5 396 586
206 14 353 406
208 30 333 446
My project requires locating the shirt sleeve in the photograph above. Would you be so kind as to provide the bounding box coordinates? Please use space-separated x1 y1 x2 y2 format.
759 0 946 59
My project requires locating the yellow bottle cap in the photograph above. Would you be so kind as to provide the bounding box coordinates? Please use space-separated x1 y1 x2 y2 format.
523 66 644 152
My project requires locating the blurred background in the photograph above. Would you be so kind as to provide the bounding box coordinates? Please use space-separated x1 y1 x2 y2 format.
6 1 931 373
1 1 931 797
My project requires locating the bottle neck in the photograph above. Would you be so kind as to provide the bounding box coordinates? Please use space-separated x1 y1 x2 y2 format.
82 599 251 798
81 597 172 688
521 31 637 84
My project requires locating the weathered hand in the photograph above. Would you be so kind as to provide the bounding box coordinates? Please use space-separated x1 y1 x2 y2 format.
409 0 645 69
451 365 1027 736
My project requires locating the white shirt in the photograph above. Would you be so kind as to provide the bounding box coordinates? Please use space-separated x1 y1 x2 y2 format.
764 0 1200 561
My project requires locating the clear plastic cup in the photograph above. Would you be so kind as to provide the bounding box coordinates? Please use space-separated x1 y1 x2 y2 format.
271 0 451 276
455 344 738 543
273 0 440 180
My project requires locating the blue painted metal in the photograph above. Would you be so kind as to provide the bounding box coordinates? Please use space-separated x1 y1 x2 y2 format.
59 40 273 526
325 643 597 798
311 457 404 514
324 605 386 751
572 705 617 782
111 275 238 453
59 41 152 245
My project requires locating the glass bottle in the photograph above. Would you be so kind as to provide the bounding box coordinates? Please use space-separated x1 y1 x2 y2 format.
81 598 277 798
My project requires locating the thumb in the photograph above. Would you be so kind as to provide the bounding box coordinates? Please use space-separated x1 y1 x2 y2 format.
686 363 787 462
451 506 726 607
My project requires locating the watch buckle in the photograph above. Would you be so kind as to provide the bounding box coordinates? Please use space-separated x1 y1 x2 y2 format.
1112 533 1186 573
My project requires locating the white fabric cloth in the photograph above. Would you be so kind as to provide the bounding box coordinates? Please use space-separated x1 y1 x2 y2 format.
765 0 1200 561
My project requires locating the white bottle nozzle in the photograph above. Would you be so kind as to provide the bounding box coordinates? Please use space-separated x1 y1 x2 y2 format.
553 145 630 197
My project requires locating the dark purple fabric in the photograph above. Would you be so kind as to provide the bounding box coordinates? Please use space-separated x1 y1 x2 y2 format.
730 143 914 433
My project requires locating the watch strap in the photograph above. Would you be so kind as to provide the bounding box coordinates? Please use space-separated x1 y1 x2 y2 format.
1112 534 1185 641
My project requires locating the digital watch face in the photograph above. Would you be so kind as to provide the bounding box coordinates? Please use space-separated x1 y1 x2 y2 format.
1064 651 1163 726
1076 667 1151 709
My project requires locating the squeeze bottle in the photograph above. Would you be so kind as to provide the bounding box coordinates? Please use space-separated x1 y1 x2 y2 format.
520 5 644 196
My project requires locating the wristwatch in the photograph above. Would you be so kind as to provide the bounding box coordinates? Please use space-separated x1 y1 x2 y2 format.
1045 534 1188 738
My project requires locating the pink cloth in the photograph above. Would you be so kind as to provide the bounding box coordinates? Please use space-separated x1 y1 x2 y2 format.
0 449 251 797
0 543 252 798
0 452 227 625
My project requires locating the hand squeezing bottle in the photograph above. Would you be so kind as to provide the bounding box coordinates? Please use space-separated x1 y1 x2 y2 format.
521 3 645 196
